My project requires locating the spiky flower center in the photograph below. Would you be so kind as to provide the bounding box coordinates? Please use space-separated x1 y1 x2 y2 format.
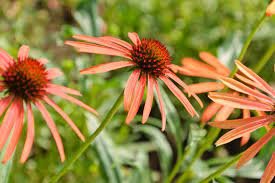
130 38 171 77
2 58 48 101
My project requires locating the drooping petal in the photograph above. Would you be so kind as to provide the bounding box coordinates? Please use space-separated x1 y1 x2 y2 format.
80 61 135 75
128 32 141 46
47 68 63 80
35 101 65 162
199 52 230 76
20 103 35 163
2 100 24 164
260 153 275 183
235 60 275 97
209 92 273 111
101 36 133 50
126 75 146 124
43 96 85 141
65 41 132 59
215 115 274 146
186 82 225 94
18 45 30 61
0 98 20 150
160 76 198 117
209 115 274 129
124 69 141 111
235 74 261 89
0 96 13 118
165 71 203 107
47 90 98 116
201 102 222 124
46 84 82 96
142 75 155 124
214 105 234 121
266 0 275 16
73 35 131 53
220 77 274 105
240 109 251 146
155 80 166 131
237 129 275 168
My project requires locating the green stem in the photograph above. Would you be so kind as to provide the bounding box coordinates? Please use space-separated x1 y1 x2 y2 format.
252 44 275 73
165 146 192 183
199 154 242 183
49 92 124 183
229 13 266 77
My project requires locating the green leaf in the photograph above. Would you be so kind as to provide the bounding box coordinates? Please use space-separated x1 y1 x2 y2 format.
0 146 14 183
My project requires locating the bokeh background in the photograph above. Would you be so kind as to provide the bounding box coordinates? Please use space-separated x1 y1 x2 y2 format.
0 0 274 182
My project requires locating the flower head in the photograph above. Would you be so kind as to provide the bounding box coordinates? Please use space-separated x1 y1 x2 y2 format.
66 32 203 130
0 45 98 164
208 60 275 183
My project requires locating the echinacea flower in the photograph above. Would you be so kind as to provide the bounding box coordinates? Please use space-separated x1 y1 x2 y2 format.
175 52 267 146
0 45 98 164
65 32 203 131
266 0 275 16
208 60 275 183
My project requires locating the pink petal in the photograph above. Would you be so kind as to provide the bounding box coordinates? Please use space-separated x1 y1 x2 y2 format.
240 109 251 146
35 101 65 162
0 48 13 68
43 96 85 141
199 52 230 76
18 45 30 61
181 57 216 72
73 35 131 53
65 41 131 59
125 75 146 124
237 129 275 168
214 105 234 121
46 84 82 96
37 58 49 64
20 103 35 163
2 100 24 164
80 61 135 75
266 0 275 16
201 102 222 124
235 60 275 97
186 82 225 94
209 92 273 111
128 32 141 46
101 36 133 50
0 98 20 150
260 153 275 183
165 70 203 107
142 75 155 124
47 91 98 116
155 80 166 131
124 69 141 111
215 115 274 146
47 68 63 80
209 115 274 129
235 74 261 89
160 76 198 117
220 77 274 105
0 96 13 118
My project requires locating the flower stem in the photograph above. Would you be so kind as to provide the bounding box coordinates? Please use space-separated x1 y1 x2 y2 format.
49 92 124 183
199 154 242 183
252 44 275 73
229 13 266 77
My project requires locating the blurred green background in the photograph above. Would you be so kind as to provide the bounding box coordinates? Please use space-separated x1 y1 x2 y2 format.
0 0 274 183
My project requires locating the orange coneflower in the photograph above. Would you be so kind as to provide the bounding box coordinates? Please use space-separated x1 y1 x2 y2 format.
65 32 203 131
208 60 275 183
175 52 266 146
0 45 98 164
